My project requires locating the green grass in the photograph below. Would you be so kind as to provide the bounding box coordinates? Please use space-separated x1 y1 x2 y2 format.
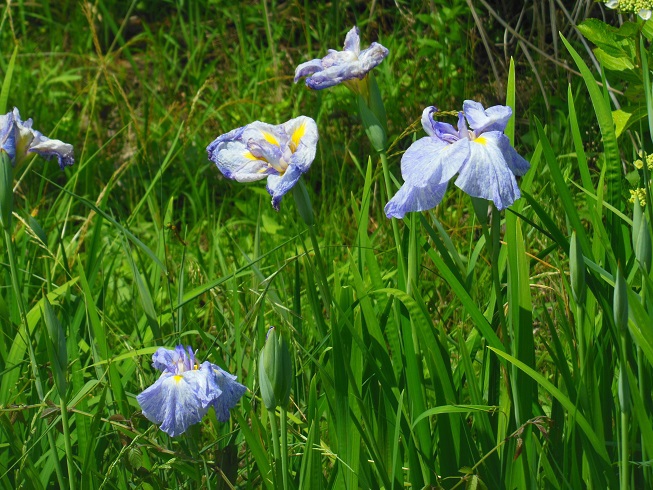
1 1 653 489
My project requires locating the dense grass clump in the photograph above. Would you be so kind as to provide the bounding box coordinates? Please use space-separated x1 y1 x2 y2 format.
1 1 653 489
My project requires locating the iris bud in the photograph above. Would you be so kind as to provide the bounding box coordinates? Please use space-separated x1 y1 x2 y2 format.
259 327 292 410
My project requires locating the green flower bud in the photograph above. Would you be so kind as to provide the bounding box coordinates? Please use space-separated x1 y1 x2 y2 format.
569 231 586 304
613 267 629 333
258 326 292 410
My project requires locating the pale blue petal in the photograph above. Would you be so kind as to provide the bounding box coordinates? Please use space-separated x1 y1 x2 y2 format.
28 132 75 169
152 347 178 372
400 136 456 186
208 364 247 422
420 106 438 138
283 116 319 173
497 134 530 176
454 132 521 210
294 59 324 83
385 180 449 218
357 42 389 72
343 26 360 53
0 111 16 160
137 371 210 437
266 165 303 211
305 62 360 90
207 131 271 182
463 100 512 134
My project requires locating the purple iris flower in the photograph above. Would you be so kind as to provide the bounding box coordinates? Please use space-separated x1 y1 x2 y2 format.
294 26 388 91
137 345 246 437
0 108 74 169
207 116 318 210
385 101 530 218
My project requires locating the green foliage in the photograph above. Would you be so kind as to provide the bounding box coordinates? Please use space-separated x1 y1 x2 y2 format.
1 1 653 489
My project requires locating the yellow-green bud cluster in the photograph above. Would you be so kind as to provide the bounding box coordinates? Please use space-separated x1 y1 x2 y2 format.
604 0 653 19
634 153 653 170
630 188 647 206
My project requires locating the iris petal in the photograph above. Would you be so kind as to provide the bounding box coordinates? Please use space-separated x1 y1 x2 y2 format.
137 371 211 438
209 365 248 422
385 181 449 219
343 26 360 53
463 100 512 134
267 165 303 211
400 136 463 186
454 132 521 210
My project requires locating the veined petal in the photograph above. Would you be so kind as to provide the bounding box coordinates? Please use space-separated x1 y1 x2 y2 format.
208 364 247 422
266 164 303 211
208 134 272 182
305 63 361 90
400 136 459 186
454 132 521 210
432 119 462 144
343 26 360 54
137 371 210 437
385 180 449 219
152 347 178 373
294 59 324 83
496 133 530 176
463 100 512 134
283 116 318 172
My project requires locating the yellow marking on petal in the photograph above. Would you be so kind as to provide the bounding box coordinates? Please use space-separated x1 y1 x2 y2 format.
290 122 306 152
244 151 259 160
262 131 280 146
173 375 183 383
474 136 488 146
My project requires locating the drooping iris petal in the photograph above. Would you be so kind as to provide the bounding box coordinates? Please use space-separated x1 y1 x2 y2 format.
137 345 246 437
384 180 449 219
208 365 248 422
294 26 388 90
137 371 212 438
207 116 318 210
454 132 522 210
12 108 74 170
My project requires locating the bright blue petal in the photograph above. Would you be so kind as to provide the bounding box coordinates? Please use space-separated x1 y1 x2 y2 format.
463 100 512 134
385 180 449 218
454 132 521 210
208 364 247 422
266 165 303 211
137 371 210 437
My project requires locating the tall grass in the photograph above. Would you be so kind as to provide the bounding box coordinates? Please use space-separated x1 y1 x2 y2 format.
0 1 651 489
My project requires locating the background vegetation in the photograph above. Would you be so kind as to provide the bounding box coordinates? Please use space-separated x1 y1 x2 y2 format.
1 0 651 488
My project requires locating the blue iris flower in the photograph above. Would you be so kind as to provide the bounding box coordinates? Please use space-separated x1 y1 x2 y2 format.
385 101 530 218
207 116 318 210
294 26 388 92
137 345 246 437
0 108 74 169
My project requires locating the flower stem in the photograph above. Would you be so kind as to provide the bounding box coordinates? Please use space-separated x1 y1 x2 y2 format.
59 396 77 490
268 407 282 488
280 407 289 490
380 150 406 288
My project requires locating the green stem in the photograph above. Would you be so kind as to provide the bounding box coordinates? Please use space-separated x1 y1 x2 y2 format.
59 397 77 490
280 407 289 490
575 303 586 374
269 408 282 488
3 227 67 488
380 151 406 288
620 334 630 490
